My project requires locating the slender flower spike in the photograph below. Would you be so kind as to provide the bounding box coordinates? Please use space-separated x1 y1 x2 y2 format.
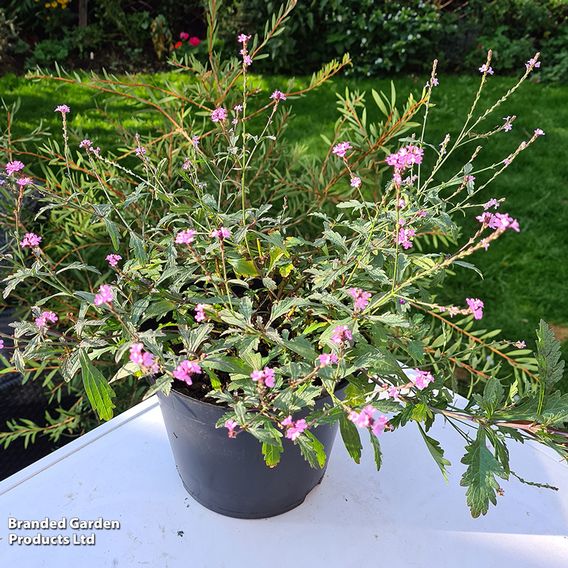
412 370 435 390
347 288 372 311
106 253 122 267
94 284 113 307
20 232 42 249
479 63 494 75
466 297 484 320
281 416 308 441
237 33 251 44
173 360 202 385
54 104 70 114
318 353 339 367
210 227 231 240
211 107 228 123
195 304 207 323
5 160 25 176
332 141 352 158
35 311 58 329
175 229 196 245
331 325 353 346
270 90 287 102
225 419 238 438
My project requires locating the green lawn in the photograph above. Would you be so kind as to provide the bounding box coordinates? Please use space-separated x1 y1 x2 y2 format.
1 71 567 388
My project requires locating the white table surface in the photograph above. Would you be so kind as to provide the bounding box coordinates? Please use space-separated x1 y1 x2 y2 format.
1 395 567 568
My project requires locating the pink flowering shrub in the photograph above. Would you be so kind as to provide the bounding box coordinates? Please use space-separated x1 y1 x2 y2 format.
1 7 566 518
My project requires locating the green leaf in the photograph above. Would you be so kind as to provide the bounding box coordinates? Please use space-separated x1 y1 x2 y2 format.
418 424 451 481
143 375 173 399
298 431 326 469
369 431 382 471
481 377 504 416
536 320 565 390
104 218 121 250
228 258 259 277
262 442 283 468
80 351 115 421
339 414 362 464
269 298 308 325
129 232 147 263
460 429 507 518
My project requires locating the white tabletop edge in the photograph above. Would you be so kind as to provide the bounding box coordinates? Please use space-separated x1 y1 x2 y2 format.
0 396 160 496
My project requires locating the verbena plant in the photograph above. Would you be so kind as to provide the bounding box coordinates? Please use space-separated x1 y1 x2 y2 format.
1 2 567 517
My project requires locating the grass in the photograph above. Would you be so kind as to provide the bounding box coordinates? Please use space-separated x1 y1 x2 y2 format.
1 71 567 389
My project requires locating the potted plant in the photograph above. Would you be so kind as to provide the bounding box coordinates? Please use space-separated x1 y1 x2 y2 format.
1 6 566 519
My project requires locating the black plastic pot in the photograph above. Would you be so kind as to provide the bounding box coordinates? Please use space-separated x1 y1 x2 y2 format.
157 385 343 519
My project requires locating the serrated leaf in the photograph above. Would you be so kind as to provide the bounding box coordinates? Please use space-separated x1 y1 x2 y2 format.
418 424 451 481
262 442 283 468
460 429 507 518
536 320 565 390
298 431 326 469
80 351 115 421
369 431 383 471
340 414 362 464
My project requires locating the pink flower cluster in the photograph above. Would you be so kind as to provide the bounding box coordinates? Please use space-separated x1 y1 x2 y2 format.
479 63 494 75
411 370 435 390
348 405 389 437
347 288 372 311
350 176 361 189
281 416 308 441
5 160 25 176
94 284 113 306
106 253 122 267
476 211 520 233
211 107 228 123
175 229 196 245
332 141 352 158
79 139 101 156
129 343 159 374
35 310 58 329
210 227 231 240
526 57 541 71
0 339 4 350
331 325 352 346
20 232 42 249
397 222 416 250
270 90 287 102
173 359 202 385
54 104 70 114
195 303 206 322
318 352 339 367
238 33 252 66
251 367 276 388
466 297 484 320
386 144 424 186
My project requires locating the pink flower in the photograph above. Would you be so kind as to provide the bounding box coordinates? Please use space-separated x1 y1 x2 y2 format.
397 226 416 249
466 297 484 320
79 139 92 149
135 146 146 158
225 419 238 438
20 232 42 248
129 343 158 374
175 229 196 245
318 353 339 367
503 116 513 132
250 367 276 388
210 226 231 240
16 177 33 187
270 90 287 101
372 415 389 436
348 405 389 437
347 288 372 311
94 284 113 306
5 160 25 175
243 54 253 67
350 176 361 188
211 107 228 123
476 211 520 233
173 359 202 385
332 141 352 158
180 32 189 40
386 144 424 172
431 76 439 87
195 304 207 323
483 198 500 210
534 128 545 137
514 340 526 349
106 253 122 267
0 339 4 350
35 310 58 329
479 63 494 75
331 325 352 346
237 33 251 44
387 386 400 401
281 416 308 441
412 370 435 390
526 57 541 70
465 175 475 184
189 36 201 47
54 104 70 114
